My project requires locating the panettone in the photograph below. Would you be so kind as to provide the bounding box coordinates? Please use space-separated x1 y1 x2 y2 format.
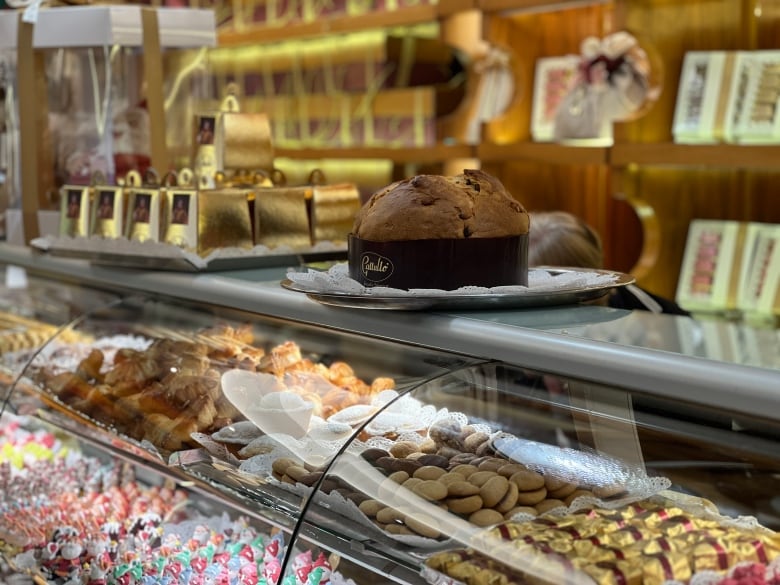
352 169 529 241
348 170 529 290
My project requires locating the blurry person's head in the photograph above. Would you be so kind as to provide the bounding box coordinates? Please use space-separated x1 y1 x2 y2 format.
528 211 603 269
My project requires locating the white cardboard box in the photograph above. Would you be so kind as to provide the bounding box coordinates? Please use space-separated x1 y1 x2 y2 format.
0 6 216 49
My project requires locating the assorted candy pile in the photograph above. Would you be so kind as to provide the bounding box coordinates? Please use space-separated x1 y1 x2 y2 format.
0 414 335 585
0 413 67 469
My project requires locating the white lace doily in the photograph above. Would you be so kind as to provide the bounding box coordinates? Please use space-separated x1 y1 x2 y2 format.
286 263 620 296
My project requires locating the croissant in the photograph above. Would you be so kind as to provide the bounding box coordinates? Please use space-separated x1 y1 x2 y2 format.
143 413 198 452
114 383 180 421
76 348 105 383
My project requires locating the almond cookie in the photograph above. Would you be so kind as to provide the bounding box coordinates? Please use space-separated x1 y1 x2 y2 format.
509 469 545 491
549 482 578 499
449 452 478 466
593 483 627 499
272 457 300 476
463 432 490 453
403 513 441 539
376 507 404 524
385 524 414 535
503 506 537 520
446 495 484 515
494 481 519 514
515 486 547 506
469 508 504 527
413 465 447 481
438 472 469 486
413 480 448 501
477 458 507 472
402 477 424 491
468 470 498 487
417 454 450 468
358 499 384 517
565 489 595 506
360 448 390 463
544 475 569 492
388 471 410 484
479 475 510 508
535 499 566 514
389 441 420 459
447 481 481 497
497 463 526 478
450 464 479 478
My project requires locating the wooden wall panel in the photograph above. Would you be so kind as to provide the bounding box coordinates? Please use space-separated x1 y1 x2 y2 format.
616 0 749 143
483 5 611 144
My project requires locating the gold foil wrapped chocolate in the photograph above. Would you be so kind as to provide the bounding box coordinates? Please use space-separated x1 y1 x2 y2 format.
59 186 90 237
640 552 691 585
582 559 643 585
691 537 732 572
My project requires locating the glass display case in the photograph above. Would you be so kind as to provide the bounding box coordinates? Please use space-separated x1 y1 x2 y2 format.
0 247 778 585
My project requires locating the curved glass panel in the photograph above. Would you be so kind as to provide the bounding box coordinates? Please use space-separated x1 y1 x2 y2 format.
7 292 473 575
0 264 119 414
298 361 780 584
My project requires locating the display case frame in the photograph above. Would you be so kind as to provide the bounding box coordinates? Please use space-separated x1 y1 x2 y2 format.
0 243 778 585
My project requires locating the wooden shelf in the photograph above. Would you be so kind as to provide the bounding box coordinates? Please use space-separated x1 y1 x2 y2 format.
478 0 610 13
218 4 442 46
610 143 780 170
268 142 780 169
274 144 475 164
477 141 609 165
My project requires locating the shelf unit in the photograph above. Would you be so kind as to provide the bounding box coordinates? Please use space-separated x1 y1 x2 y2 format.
205 0 780 301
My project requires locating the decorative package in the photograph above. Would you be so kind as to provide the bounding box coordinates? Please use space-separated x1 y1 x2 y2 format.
672 51 729 144
531 55 581 142
731 50 780 144
721 51 756 143
736 222 780 317
676 219 743 314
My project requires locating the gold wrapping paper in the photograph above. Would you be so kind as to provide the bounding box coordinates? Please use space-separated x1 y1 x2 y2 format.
254 187 312 249
691 538 732 572
581 560 642 585
125 189 161 243
196 189 254 255
219 111 274 172
311 183 360 244
640 553 692 585
91 187 124 238
59 187 90 238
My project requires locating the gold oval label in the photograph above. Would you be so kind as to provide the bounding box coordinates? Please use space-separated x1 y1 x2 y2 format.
360 252 394 283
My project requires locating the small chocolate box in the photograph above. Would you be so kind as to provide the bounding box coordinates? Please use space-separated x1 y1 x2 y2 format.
59 186 90 238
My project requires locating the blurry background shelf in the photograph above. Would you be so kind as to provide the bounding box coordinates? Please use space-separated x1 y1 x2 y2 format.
478 0 611 12
610 143 780 169
218 3 446 46
274 144 475 163
478 142 609 165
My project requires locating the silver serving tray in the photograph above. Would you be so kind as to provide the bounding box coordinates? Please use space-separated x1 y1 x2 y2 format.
33 241 346 272
281 268 635 311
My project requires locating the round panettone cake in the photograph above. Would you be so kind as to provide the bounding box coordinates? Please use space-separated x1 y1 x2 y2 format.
349 169 529 290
